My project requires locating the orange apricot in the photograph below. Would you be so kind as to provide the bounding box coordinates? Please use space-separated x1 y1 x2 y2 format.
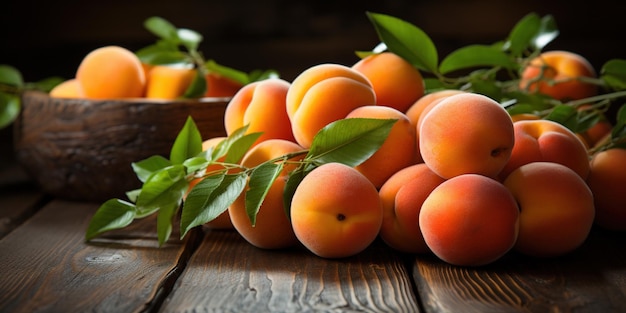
499 119 590 181
205 73 243 98
379 163 445 254
519 50 597 101
290 162 383 258
49 79 83 98
406 89 465 130
286 64 376 148
419 174 519 266
504 162 595 257
419 93 515 179
224 78 295 145
145 65 196 100
352 52 425 112
76 45 146 99
227 139 305 249
346 105 418 188
586 148 626 231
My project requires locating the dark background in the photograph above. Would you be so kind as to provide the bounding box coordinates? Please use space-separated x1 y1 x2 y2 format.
2 0 626 81
2 0 626 160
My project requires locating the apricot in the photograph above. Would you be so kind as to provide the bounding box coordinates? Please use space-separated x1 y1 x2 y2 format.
499 119 590 181
519 50 597 101
586 148 626 231
419 174 519 266
204 73 243 98
290 162 383 258
49 79 83 98
346 105 418 188
286 64 376 148
504 162 595 257
145 65 196 100
419 93 515 179
352 52 425 112
76 45 146 99
406 89 465 130
227 139 305 249
379 163 445 254
224 78 295 145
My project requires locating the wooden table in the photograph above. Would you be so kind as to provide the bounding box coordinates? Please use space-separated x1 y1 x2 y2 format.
1 160 625 313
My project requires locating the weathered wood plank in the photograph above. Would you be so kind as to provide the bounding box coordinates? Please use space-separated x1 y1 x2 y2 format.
0 165 48 239
161 229 421 312
0 200 194 313
412 228 626 313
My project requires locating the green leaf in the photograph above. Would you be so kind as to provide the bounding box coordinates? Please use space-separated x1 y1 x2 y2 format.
0 64 24 87
532 15 559 50
180 173 247 238
612 104 626 139
170 116 203 165
545 105 578 131
85 199 136 241
144 16 178 41
132 155 172 183
205 59 250 85
306 118 397 167
135 165 188 218
223 133 263 164
246 69 280 83
282 166 307 219
183 156 210 174
245 162 283 226
182 70 207 98
177 28 203 52
506 13 541 56
366 12 438 73
0 93 20 129
439 45 517 74
601 59 626 90
156 201 178 246
210 125 246 160
135 43 189 65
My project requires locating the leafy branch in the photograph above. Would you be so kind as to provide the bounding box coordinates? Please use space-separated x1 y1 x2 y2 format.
136 16 280 98
363 11 626 155
85 116 396 246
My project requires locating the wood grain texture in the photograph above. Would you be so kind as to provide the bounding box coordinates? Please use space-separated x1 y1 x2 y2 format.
161 229 421 313
0 200 191 313
13 91 228 202
0 164 48 239
412 228 626 313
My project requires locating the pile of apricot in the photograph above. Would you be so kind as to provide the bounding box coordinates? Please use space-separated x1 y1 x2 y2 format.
57 45 626 266
49 45 242 100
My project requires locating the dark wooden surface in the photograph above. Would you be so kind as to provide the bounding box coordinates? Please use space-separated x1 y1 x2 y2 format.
1 160 625 313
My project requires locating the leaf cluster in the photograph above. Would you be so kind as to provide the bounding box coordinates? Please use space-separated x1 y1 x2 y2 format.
0 65 63 129
135 16 280 98
363 12 626 153
85 117 396 246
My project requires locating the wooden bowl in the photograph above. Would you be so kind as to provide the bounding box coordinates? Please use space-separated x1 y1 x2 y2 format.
13 91 229 202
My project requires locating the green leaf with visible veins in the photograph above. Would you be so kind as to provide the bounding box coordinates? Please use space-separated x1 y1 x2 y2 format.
366 12 438 73
306 118 397 167
170 116 203 165
132 155 172 183
180 173 247 238
439 45 517 74
85 199 137 241
136 165 188 218
157 201 178 246
245 162 283 226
